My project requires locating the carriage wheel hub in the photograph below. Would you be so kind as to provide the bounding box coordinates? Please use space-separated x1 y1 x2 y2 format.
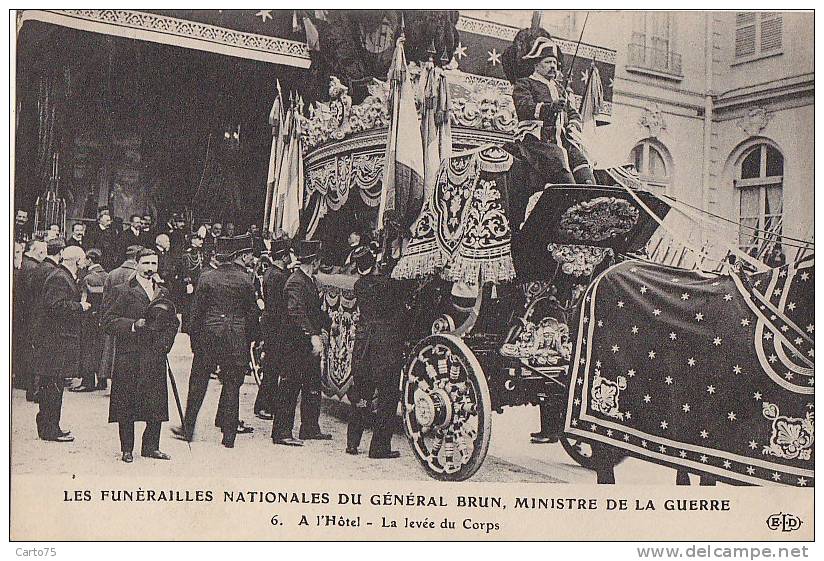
414 388 452 431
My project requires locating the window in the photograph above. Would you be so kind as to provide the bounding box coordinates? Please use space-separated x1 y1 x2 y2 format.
628 12 682 76
735 144 783 253
735 12 783 59
631 140 671 193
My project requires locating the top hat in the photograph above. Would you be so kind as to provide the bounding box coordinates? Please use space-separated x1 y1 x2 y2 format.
293 240 322 263
269 238 291 259
145 296 178 329
523 36 560 60
215 233 254 259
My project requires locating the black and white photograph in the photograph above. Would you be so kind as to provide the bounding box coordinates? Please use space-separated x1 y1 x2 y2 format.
8 6 815 543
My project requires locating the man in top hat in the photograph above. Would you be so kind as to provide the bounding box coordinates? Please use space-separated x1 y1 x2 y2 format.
512 36 595 185
272 240 332 446
345 247 410 458
173 234 259 448
31 244 92 442
103 248 179 462
254 239 292 421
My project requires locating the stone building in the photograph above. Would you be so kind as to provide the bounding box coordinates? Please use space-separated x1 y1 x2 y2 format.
474 10 813 262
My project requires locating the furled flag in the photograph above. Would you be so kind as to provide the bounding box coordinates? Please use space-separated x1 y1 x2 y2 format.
572 61 604 164
272 104 304 238
263 80 284 233
378 36 425 234
420 64 452 201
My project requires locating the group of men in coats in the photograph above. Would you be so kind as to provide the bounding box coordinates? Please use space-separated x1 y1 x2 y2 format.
18 223 408 462
18 234 179 460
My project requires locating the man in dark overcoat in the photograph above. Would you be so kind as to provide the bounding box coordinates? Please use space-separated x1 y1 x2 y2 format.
271 240 332 446
345 248 410 458
254 239 291 421
31 245 91 442
85 209 120 272
173 234 259 448
13 239 46 394
512 36 594 185
98 244 143 390
118 215 152 264
71 249 109 392
25 238 66 401
103 248 179 463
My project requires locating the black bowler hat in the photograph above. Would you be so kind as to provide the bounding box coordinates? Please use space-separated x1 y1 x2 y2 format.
293 240 322 263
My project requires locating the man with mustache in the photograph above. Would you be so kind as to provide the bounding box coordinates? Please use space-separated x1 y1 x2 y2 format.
104 248 179 462
512 36 594 185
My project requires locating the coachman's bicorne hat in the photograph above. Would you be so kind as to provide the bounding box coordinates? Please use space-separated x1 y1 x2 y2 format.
522 36 560 61
215 233 254 259
293 240 322 263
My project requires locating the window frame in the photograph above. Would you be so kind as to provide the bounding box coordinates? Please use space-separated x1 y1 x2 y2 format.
631 139 671 194
734 144 784 253
733 11 783 64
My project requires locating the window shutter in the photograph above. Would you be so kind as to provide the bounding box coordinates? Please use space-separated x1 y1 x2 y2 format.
735 12 757 58
760 13 783 52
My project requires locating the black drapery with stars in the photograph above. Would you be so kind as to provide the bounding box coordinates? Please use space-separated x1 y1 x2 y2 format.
566 259 814 487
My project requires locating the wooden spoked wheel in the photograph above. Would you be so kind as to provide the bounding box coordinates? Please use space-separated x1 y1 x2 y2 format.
402 334 492 481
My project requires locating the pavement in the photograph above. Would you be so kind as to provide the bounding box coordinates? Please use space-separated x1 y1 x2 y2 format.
11 333 692 485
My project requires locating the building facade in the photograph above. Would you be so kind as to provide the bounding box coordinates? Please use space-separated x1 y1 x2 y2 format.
475 10 813 262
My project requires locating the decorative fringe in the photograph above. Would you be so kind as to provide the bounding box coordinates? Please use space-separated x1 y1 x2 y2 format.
392 250 516 285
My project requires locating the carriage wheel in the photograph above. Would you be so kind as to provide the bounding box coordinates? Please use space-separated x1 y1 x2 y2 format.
249 340 264 386
402 334 492 481
561 435 627 472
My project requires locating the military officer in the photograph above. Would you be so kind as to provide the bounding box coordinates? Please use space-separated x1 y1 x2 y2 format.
254 239 292 421
271 240 332 446
512 36 594 185
345 248 410 458
173 234 259 448
178 233 205 333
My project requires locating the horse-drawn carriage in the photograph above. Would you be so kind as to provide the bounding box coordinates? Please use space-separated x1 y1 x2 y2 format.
256 30 813 485
310 141 813 486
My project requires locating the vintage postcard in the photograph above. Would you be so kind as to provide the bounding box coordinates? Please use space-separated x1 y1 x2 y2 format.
9 7 814 543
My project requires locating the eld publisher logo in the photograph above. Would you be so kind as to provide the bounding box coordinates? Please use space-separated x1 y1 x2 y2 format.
766 512 803 532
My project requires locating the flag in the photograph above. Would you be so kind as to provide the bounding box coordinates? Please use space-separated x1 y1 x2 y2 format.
272 105 304 238
263 80 284 233
420 64 452 201
579 62 604 125
303 15 321 52
378 37 425 233
570 62 603 166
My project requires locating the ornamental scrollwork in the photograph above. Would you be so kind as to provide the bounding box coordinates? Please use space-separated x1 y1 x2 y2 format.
761 402 814 461
558 197 640 243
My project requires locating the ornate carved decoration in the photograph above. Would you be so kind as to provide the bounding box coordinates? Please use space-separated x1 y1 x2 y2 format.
737 106 772 137
44 10 310 61
639 103 666 138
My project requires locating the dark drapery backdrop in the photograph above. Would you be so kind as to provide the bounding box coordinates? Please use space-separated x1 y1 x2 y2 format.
14 21 311 229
